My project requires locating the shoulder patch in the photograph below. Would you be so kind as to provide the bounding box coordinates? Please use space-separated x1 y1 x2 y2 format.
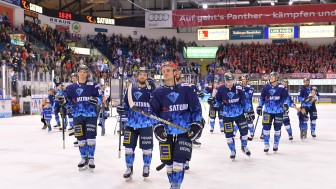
87 82 94 85
278 84 285 88
181 83 193 87
246 85 251 88
236 85 242 90
312 86 317 90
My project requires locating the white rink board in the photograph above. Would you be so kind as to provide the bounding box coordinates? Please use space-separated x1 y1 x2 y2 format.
0 104 336 189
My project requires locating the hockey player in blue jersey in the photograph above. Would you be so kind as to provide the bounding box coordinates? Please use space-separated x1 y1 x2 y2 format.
297 106 309 141
240 74 256 140
257 72 296 153
116 67 155 180
67 73 78 131
209 72 251 160
53 84 68 131
150 61 203 189
298 78 320 138
206 81 224 133
281 78 297 140
59 64 102 172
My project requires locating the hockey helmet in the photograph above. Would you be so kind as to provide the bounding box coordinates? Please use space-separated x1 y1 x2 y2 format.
303 78 310 82
269 72 279 80
282 78 289 85
241 74 250 81
71 73 78 78
138 67 149 74
224 72 235 82
77 64 89 72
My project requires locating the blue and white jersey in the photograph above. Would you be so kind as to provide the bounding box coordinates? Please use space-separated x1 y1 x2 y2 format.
259 83 290 114
42 107 52 120
54 89 66 111
124 83 154 129
298 85 320 107
297 112 308 125
215 84 248 117
150 83 202 135
48 94 55 108
65 81 102 117
284 86 295 107
242 84 254 112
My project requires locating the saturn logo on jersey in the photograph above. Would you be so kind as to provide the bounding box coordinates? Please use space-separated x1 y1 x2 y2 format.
169 104 188 111
227 92 235 99
167 92 179 103
76 88 83 96
269 96 280 100
134 91 143 100
269 89 276 95
134 102 150 108
76 96 90 102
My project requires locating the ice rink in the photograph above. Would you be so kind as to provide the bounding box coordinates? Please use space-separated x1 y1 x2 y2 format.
1 104 336 189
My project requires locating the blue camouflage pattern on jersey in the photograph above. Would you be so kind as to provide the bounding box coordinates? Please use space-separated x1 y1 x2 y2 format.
150 83 202 135
284 86 295 107
215 84 248 117
64 81 102 117
298 85 320 107
242 84 254 111
258 83 290 114
124 84 154 128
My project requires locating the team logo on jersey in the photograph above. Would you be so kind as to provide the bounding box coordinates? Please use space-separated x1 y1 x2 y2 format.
134 91 142 100
167 92 179 103
269 89 276 96
227 92 235 99
76 88 83 96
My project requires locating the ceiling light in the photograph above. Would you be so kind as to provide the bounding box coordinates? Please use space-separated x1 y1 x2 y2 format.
203 4 208 9
288 0 293 5
271 1 275 6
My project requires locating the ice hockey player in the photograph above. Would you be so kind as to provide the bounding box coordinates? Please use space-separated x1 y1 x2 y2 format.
150 61 203 189
257 72 296 153
116 67 156 180
59 64 102 172
298 78 320 138
98 82 110 136
281 78 296 140
297 106 309 141
208 72 251 160
206 81 224 134
240 74 255 140
53 84 68 131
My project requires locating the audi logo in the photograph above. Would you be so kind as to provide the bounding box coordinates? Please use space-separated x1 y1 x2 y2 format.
148 13 169 21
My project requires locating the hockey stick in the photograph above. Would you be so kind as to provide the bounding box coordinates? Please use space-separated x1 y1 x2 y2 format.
118 57 126 158
61 104 65 149
156 163 165 171
127 83 189 133
249 115 260 141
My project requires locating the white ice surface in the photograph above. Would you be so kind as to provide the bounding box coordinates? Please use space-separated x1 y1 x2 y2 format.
1 104 336 189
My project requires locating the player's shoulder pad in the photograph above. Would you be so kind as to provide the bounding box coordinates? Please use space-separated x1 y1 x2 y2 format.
87 82 94 85
181 83 194 87
246 84 251 88
278 84 285 88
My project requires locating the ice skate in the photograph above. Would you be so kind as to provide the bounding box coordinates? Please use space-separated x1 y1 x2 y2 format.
220 127 224 133
42 124 47 130
184 161 190 171
311 131 316 138
74 141 78 147
273 143 279 153
192 140 201 147
123 166 133 181
78 158 88 171
260 134 264 140
53 122 61 128
230 150 236 160
241 146 251 157
248 135 254 141
210 128 214 133
142 166 150 180
88 158 95 172
289 134 293 141
264 144 270 154
68 127 74 136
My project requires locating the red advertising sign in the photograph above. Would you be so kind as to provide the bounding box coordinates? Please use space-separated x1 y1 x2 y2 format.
326 74 336 79
172 4 336 27
291 73 311 79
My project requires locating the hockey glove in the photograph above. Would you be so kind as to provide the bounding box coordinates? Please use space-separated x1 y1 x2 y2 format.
304 96 313 103
248 110 255 120
116 105 126 115
207 97 215 105
244 112 252 121
283 104 289 112
188 122 204 141
153 123 167 143
197 92 205 98
88 97 98 106
256 106 263 116
57 95 66 105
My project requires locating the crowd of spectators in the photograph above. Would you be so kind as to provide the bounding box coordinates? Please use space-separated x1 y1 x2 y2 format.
2 21 336 94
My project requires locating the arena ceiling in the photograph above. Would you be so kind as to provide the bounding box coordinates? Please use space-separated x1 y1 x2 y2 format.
29 0 335 27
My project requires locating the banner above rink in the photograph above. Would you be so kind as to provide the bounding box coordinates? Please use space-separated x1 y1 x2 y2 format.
145 11 172 28
172 4 336 27
197 28 229 40
300 25 335 38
